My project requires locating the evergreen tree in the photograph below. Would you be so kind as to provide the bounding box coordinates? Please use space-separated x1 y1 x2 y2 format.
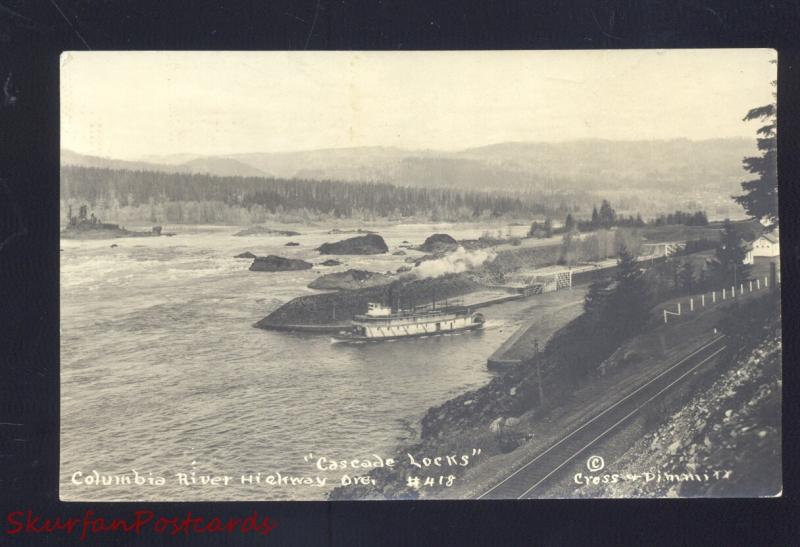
697 265 709 291
544 217 553 238
691 211 709 226
583 274 612 320
606 245 651 336
715 220 750 284
678 261 695 293
591 206 599 228
735 61 778 229
564 213 575 232
666 258 681 291
599 199 616 228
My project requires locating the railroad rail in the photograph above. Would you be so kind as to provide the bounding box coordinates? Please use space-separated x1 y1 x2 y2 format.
477 335 727 499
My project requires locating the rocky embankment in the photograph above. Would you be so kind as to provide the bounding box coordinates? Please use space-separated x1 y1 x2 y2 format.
570 307 782 498
318 233 388 255
255 273 481 328
249 255 313 272
307 269 394 290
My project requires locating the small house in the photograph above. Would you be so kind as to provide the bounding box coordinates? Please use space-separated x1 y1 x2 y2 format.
743 229 780 265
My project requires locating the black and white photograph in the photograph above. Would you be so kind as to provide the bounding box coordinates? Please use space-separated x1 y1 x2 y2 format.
59 49 780 501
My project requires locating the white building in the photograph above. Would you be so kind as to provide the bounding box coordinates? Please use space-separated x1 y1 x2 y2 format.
744 230 780 264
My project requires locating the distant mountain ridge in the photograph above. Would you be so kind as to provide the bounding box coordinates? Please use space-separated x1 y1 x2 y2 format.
61 149 268 178
62 137 757 198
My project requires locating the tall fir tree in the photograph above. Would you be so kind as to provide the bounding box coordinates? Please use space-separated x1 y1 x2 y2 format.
678 261 695 293
599 199 616 228
734 60 778 229
606 245 651 336
583 274 612 322
564 213 575 232
715 219 750 284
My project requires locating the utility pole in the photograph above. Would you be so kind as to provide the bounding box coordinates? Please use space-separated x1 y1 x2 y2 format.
534 339 545 406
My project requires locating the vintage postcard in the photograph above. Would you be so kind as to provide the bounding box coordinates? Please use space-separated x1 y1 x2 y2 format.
60 50 780 501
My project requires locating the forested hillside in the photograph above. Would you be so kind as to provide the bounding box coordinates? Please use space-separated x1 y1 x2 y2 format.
60 165 582 224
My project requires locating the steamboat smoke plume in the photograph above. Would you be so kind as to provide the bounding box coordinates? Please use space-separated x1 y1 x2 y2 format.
412 246 496 279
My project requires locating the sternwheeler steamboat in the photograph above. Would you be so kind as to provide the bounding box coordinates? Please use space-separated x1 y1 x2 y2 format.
332 300 485 343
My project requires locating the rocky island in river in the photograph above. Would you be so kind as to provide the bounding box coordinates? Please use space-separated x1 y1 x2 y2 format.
317 233 389 255
249 255 314 272
60 205 174 239
415 233 460 253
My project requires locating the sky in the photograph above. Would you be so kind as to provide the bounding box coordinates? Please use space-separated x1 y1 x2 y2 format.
60 49 777 159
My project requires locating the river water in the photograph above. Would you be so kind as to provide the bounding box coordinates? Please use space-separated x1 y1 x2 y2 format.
60 221 555 501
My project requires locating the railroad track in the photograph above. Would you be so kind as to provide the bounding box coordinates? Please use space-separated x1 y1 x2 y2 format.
477 335 728 499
